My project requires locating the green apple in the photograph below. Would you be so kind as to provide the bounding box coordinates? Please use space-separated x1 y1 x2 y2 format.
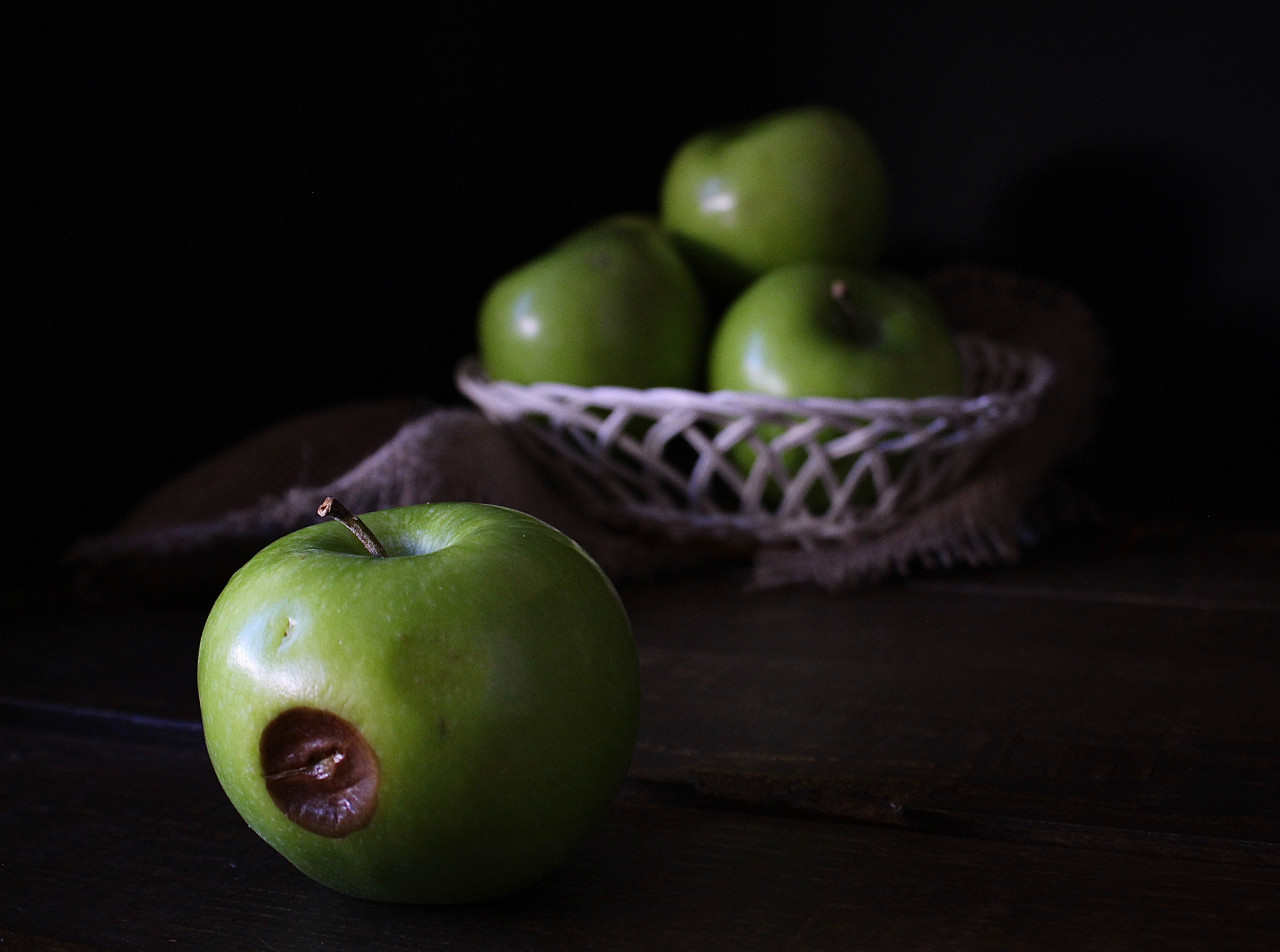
477 213 709 389
197 499 640 904
707 262 965 509
660 106 890 298
709 263 964 400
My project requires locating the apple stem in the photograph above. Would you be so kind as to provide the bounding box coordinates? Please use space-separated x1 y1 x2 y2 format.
317 497 388 558
829 280 881 346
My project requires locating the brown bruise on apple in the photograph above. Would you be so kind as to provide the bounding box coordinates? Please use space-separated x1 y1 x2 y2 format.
259 707 380 838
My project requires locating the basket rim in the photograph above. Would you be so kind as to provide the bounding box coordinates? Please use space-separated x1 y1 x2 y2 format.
455 333 1055 421
453 333 1056 545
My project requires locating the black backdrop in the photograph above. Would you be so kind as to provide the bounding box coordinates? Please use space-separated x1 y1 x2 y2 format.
13 2 1278 582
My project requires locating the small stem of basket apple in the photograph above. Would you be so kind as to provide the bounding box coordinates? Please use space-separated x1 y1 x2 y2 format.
318 497 388 558
830 280 880 346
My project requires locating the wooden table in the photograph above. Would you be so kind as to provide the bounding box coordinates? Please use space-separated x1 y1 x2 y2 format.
3 509 1278 949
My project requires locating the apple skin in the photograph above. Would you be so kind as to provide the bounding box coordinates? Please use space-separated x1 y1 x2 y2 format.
477 213 708 389
707 263 965 509
197 503 640 904
660 106 889 298
708 263 964 401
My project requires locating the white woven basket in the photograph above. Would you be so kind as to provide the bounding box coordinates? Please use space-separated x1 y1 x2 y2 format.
456 333 1054 546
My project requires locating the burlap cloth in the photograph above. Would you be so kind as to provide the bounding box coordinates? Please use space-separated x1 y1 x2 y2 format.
68 266 1104 601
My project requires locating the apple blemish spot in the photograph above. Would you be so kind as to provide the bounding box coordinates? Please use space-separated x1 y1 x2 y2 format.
259 707 380 838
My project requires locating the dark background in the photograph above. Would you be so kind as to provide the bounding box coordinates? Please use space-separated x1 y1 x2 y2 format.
13 2 1278 582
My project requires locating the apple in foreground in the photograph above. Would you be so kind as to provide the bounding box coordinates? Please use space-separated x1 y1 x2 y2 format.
477 213 708 389
660 106 889 299
197 499 640 904
707 263 965 509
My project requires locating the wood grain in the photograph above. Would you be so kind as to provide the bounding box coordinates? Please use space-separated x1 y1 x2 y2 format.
4 720 1279 951
3 516 1278 947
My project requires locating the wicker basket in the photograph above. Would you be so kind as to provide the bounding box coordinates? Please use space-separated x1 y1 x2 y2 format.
455 333 1054 546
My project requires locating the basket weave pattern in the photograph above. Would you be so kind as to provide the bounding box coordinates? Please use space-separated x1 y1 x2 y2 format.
456 333 1054 546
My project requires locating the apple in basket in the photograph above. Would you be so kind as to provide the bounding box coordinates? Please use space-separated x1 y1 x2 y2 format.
707 262 966 510
660 105 889 299
197 499 640 904
477 213 709 389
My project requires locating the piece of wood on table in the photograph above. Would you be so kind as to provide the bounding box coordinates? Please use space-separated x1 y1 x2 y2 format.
3 717 1280 952
620 517 1280 862
3 515 1277 871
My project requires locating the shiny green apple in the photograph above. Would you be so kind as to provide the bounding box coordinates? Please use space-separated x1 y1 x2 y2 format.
660 106 889 299
477 213 708 388
197 500 640 904
707 263 965 509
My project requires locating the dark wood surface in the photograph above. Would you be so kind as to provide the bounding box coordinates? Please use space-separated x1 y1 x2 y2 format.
3 510 1279 950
